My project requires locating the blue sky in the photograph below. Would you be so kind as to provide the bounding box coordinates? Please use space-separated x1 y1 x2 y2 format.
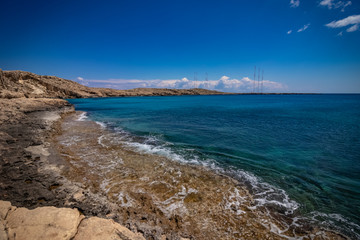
0 0 359 93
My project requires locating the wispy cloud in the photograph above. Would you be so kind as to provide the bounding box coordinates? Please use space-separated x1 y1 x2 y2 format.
346 23 359 32
290 0 300 8
325 15 360 33
319 0 352 12
297 23 310 32
77 77 89 86
77 76 286 93
287 30 292 34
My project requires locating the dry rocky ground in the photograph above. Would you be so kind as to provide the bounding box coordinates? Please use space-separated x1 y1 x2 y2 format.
0 70 205 240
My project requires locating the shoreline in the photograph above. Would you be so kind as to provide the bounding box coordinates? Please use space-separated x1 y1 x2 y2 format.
0 98 195 239
0 98 145 239
0 69 352 239
0 99 346 239
0 97 350 239
53 108 349 239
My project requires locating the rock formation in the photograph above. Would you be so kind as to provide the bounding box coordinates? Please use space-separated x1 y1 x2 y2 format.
0 200 145 240
0 69 227 99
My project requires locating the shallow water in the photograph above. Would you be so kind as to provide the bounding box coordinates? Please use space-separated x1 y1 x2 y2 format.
66 94 360 239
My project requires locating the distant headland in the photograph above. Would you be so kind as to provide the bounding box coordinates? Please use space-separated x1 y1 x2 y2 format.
0 69 317 99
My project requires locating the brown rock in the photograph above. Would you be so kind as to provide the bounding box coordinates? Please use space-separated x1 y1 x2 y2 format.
0 69 228 99
1 218 7 240
0 201 11 219
74 217 145 240
6 206 84 240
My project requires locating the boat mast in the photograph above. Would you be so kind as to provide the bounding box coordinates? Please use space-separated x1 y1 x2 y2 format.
253 66 256 94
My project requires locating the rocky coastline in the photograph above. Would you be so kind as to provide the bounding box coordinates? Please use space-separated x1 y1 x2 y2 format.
0 70 207 239
0 70 347 240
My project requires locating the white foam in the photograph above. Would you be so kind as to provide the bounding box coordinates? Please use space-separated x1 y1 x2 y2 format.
100 179 111 194
156 185 198 217
95 121 106 129
83 125 358 239
77 112 88 121
306 211 360 239
116 192 134 207
97 135 107 147
112 128 300 216
224 187 247 215
227 169 300 215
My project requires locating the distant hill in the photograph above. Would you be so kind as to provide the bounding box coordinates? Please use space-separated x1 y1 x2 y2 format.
0 70 228 99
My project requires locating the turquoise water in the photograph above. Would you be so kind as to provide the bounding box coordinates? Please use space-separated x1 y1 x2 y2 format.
68 94 360 237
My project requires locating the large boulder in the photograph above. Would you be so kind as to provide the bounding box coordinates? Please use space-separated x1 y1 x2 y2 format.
0 201 146 240
6 205 84 240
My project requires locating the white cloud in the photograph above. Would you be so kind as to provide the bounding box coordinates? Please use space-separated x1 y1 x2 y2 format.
220 76 230 81
320 0 333 8
341 1 352 11
76 77 89 86
290 0 300 8
326 15 360 27
297 23 310 32
337 31 343 36
325 15 360 33
319 0 352 12
287 30 292 34
81 76 286 93
346 24 359 32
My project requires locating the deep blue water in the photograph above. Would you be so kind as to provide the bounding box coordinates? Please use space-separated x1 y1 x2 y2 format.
68 94 360 237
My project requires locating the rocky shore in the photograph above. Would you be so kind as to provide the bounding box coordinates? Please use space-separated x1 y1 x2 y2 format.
0 70 208 239
0 70 347 239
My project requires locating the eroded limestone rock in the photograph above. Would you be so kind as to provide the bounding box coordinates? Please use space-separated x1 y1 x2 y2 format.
6 206 84 240
74 217 145 240
0 201 147 240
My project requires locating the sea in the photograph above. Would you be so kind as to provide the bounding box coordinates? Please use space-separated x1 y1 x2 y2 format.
67 94 360 239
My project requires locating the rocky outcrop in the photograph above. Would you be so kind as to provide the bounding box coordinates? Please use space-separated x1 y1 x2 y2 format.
74 217 145 240
0 201 145 240
0 69 227 99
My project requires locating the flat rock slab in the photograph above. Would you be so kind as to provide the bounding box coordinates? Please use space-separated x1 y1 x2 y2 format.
6 205 83 240
74 217 145 240
0 201 146 240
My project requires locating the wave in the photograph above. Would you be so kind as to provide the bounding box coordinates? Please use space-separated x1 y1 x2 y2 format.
94 120 299 214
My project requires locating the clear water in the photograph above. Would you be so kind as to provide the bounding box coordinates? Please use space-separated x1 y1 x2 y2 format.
68 94 360 237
